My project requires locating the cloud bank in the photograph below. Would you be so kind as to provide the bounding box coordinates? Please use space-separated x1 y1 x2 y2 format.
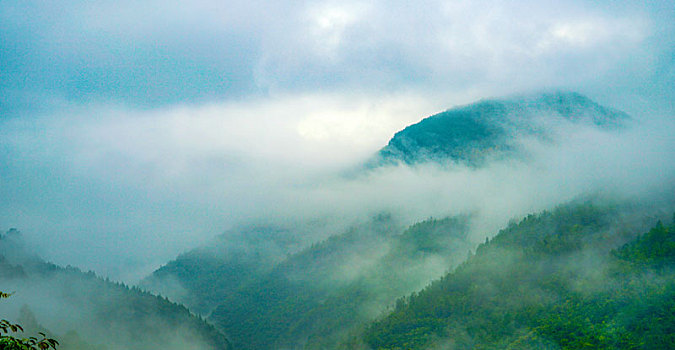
1 0 672 110
1 94 674 281
0 0 673 281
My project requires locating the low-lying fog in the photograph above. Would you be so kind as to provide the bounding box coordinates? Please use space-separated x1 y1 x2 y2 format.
1 0 673 283
1 92 673 282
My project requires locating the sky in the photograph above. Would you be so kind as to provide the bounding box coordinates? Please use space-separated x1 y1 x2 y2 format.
1 0 674 282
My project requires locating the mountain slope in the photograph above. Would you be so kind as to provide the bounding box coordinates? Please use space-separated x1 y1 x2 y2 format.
142 225 303 315
139 91 643 349
0 230 232 350
375 91 629 166
154 214 473 350
361 204 674 349
209 215 473 349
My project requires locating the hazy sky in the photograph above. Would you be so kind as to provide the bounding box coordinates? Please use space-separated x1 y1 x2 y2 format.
1 0 673 281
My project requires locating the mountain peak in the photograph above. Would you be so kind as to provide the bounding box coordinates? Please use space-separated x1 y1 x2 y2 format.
373 91 629 166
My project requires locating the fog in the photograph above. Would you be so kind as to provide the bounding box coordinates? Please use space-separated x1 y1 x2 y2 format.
0 93 442 281
0 92 673 283
0 272 225 350
0 0 673 283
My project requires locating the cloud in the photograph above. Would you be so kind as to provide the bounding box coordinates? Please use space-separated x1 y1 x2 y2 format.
1 0 670 110
2 89 673 283
0 92 443 281
0 0 673 282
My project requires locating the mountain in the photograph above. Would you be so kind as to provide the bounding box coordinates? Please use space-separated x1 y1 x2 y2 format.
141 198 674 350
143 213 475 349
137 91 647 349
374 91 629 166
0 230 232 350
142 225 305 315
361 204 674 349
207 215 475 349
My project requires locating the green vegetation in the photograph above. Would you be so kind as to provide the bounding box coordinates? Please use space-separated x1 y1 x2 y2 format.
375 92 628 166
5 203 670 350
142 225 302 315
206 215 473 349
139 200 675 350
379 101 508 165
1 294 58 350
362 204 674 349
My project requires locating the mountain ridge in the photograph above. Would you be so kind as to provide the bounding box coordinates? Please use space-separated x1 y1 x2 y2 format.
373 91 629 166
0 230 233 350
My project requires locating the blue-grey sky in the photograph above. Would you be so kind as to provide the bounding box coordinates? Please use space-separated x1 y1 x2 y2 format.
1 0 673 281
2 0 673 111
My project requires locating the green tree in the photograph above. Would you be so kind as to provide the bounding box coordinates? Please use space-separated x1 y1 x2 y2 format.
0 292 58 350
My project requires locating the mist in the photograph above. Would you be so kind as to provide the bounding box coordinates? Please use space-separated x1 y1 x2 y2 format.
2 2 674 350
0 0 673 285
1 278 214 350
0 91 672 283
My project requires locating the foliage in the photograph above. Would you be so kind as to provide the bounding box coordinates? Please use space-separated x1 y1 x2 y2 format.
142 225 299 315
613 220 675 269
362 205 675 349
375 92 628 166
207 215 472 349
0 292 59 350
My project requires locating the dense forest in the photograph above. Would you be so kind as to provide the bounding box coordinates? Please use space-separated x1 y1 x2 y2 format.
362 204 675 349
375 92 628 166
141 198 675 350
142 225 306 315
147 214 474 349
4 201 672 350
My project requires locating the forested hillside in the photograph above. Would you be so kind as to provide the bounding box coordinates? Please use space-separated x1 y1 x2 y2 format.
150 214 473 349
134 91 664 350
362 204 674 349
142 225 305 315
0 230 232 350
375 92 628 166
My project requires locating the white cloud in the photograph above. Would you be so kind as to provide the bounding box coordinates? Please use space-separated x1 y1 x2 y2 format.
0 92 444 280
305 2 370 59
0 0 672 282
539 17 646 51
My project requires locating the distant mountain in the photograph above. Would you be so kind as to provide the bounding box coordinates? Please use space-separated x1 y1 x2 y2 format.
374 92 629 166
207 215 472 350
143 214 475 349
141 225 312 315
0 230 232 350
135 91 655 350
